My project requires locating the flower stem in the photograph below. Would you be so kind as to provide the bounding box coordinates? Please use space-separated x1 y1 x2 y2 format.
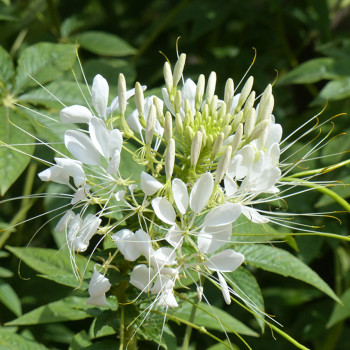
181 301 197 350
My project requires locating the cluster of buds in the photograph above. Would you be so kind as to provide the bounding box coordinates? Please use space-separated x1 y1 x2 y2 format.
38 53 284 311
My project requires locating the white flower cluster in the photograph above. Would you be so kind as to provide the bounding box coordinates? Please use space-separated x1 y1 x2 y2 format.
38 53 284 309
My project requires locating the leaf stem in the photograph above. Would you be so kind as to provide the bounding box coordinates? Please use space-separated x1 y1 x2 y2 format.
181 301 197 350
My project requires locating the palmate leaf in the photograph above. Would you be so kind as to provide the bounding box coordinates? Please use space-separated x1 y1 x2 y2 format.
0 328 49 350
14 43 77 94
0 107 34 195
236 244 340 303
6 297 91 325
0 45 15 86
6 246 93 289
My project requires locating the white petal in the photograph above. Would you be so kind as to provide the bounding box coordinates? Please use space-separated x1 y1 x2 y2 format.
54 157 85 187
197 224 232 253
162 87 175 116
165 225 183 248
134 229 153 258
150 247 177 268
111 229 141 261
89 116 110 158
241 206 269 224
224 174 237 197
109 129 123 153
127 110 144 135
60 105 92 124
152 197 176 225
87 268 111 306
55 210 76 233
158 289 178 308
217 272 231 305
205 249 244 272
38 166 68 185
87 294 108 306
106 149 120 175
172 178 189 214
64 130 100 165
189 172 214 213
151 275 174 294
92 74 109 119
141 171 163 196
77 214 101 251
71 185 90 204
130 264 154 291
204 203 241 227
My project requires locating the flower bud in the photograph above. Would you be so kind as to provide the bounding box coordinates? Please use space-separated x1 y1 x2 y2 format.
175 113 183 135
235 76 254 113
199 125 207 146
174 90 182 114
244 108 256 139
210 95 218 117
191 131 203 166
164 62 173 93
206 71 216 104
218 102 227 120
173 53 186 88
153 97 164 125
185 125 194 141
231 123 243 154
216 146 232 184
224 78 234 105
165 138 175 179
118 74 127 115
243 91 256 117
232 111 243 131
145 105 156 145
163 111 173 141
195 74 205 110
135 82 144 117
248 119 270 142
258 94 274 122
212 132 224 158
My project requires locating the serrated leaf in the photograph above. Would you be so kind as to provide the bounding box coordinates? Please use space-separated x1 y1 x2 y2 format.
278 58 350 85
327 288 350 328
6 297 91 325
0 329 49 349
236 244 340 302
6 246 93 288
14 43 77 93
170 302 258 336
18 80 91 109
227 267 265 331
0 107 34 195
75 31 136 57
0 45 14 86
0 279 22 316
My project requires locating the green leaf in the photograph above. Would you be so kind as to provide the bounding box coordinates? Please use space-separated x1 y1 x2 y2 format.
14 43 77 93
315 77 350 102
69 330 92 350
327 288 350 328
278 58 350 84
75 31 136 57
18 80 91 109
6 246 93 289
0 266 13 278
170 302 258 336
119 142 146 181
0 107 34 195
6 296 91 325
236 244 340 303
85 340 119 350
0 329 49 349
0 45 15 86
0 279 22 316
316 175 350 207
227 267 265 331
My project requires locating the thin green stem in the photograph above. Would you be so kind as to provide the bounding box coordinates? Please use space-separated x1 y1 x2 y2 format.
282 177 350 212
120 305 125 350
181 301 197 350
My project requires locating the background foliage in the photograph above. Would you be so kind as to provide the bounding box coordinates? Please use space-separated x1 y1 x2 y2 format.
0 0 349 349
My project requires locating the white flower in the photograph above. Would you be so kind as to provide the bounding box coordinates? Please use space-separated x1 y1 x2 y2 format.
87 268 111 306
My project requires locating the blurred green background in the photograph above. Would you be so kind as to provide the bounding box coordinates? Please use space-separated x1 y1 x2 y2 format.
0 0 350 349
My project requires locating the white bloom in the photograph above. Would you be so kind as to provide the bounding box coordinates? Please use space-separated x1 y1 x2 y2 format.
87 268 111 306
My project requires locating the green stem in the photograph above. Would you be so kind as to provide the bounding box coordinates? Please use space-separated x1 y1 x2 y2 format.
120 305 125 350
266 322 310 350
181 301 197 350
281 177 350 212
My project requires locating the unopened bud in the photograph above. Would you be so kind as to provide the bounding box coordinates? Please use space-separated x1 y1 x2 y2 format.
191 131 203 166
164 111 173 140
243 91 256 117
235 76 254 113
118 73 127 115
210 95 218 117
175 113 183 135
164 62 173 93
174 90 182 114
195 74 205 110
135 82 144 116
244 108 256 139
258 94 274 121
199 125 207 146
206 71 216 103
185 125 194 141
216 146 232 184
259 84 272 111
232 111 243 131
145 105 156 145
218 102 227 120
223 125 232 139
248 119 270 142
184 99 193 118
224 78 234 105
165 138 175 179
231 123 243 154
153 97 164 125
173 53 186 88
212 132 224 158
